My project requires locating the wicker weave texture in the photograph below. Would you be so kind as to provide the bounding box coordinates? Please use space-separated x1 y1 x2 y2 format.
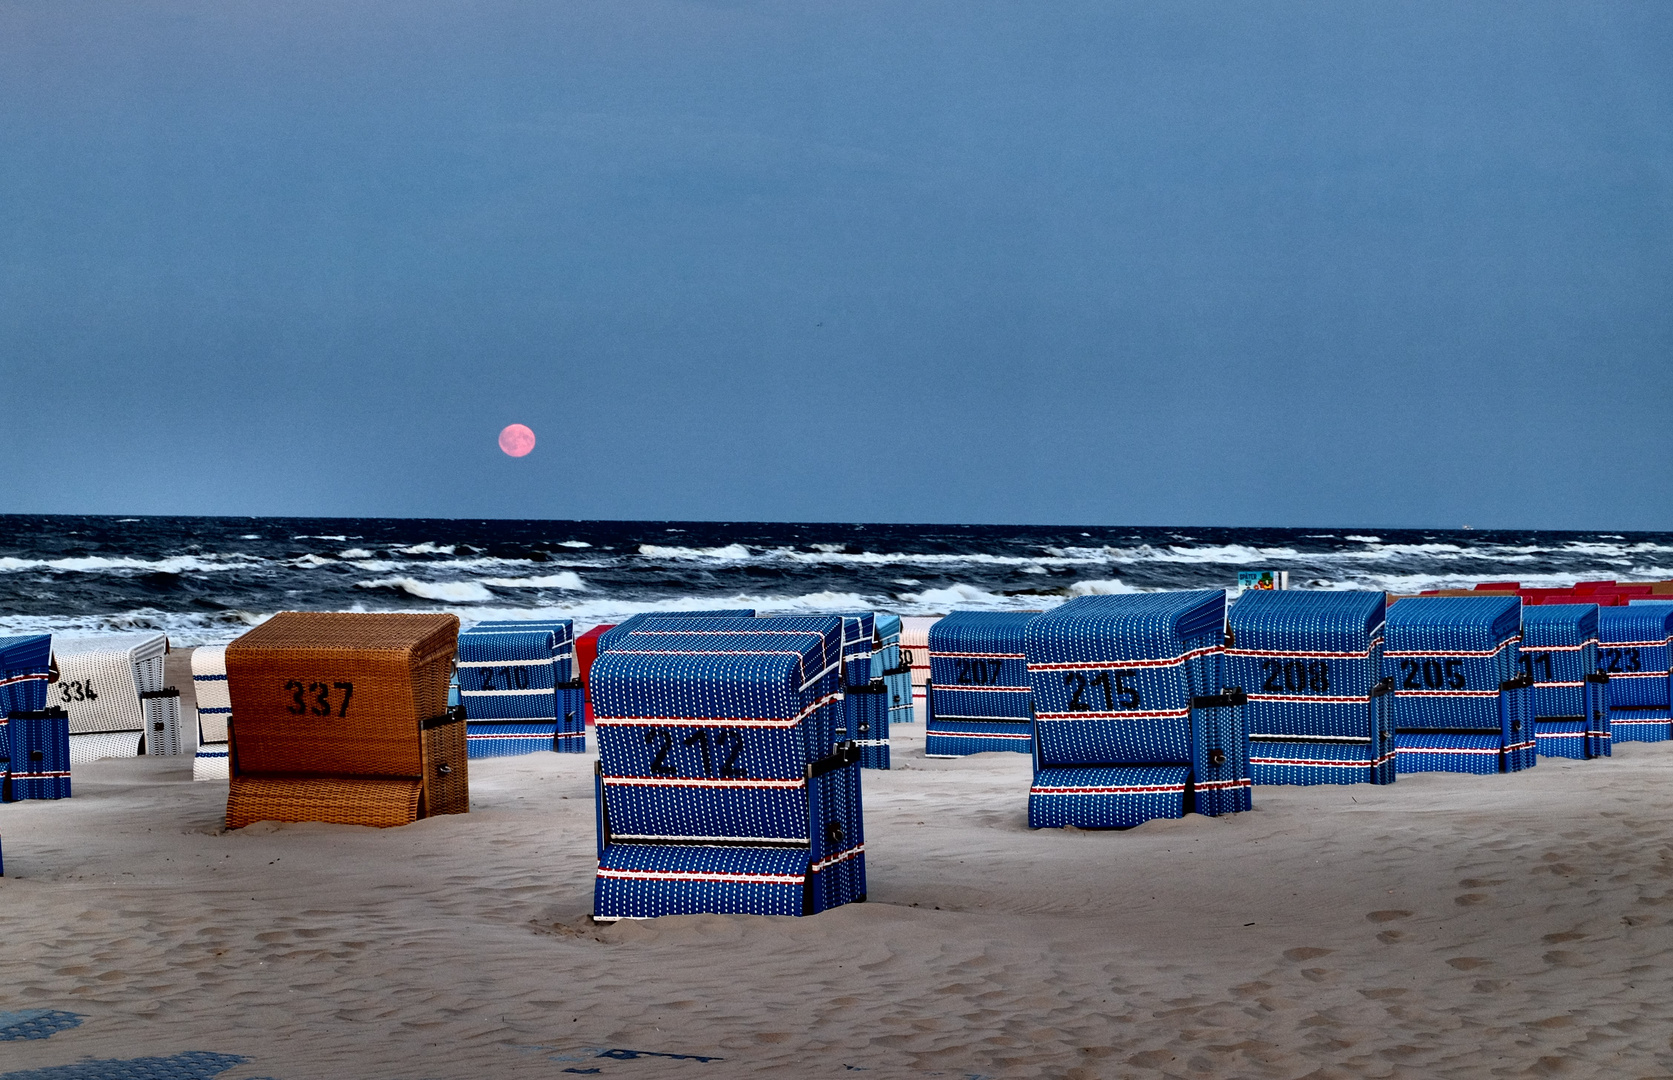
226 775 421 828
420 716 469 815
226 612 458 776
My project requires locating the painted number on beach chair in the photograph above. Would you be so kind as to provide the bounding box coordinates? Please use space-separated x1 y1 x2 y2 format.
1397 659 1466 691
642 727 748 778
1518 652 1555 682
57 679 98 704
1599 648 1642 674
283 680 355 717
478 666 531 691
1260 659 1330 694
953 659 1006 685
1063 670 1142 711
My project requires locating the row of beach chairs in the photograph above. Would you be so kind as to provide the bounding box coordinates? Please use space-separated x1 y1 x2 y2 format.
4 583 1671 922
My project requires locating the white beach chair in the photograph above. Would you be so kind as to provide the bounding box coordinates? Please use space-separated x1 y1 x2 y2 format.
191 645 231 780
50 632 169 764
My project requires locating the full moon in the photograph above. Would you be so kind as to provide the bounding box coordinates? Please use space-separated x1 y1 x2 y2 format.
498 423 536 457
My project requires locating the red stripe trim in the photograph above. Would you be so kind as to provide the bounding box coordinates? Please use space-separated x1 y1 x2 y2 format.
811 843 864 872
1384 636 1517 659
602 775 805 789
932 651 1025 660
597 867 804 885
596 691 842 729
1393 689 1498 697
1226 646 1378 659
1031 784 1186 795
1037 708 1189 721
1030 645 1223 673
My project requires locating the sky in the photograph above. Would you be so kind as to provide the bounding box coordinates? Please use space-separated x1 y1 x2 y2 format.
1 1 1670 529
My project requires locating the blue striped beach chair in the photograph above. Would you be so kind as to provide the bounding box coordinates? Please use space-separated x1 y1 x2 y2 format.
596 610 756 653
871 614 914 728
0 635 53 802
1025 591 1250 828
1521 604 1610 759
0 635 52 720
926 612 1038 756
4 709 72 801
1385 597 1535 774
837 613 891 769
457 620 585 757
1226 591 1395 785
1598 603 1673 742
590 615 862 919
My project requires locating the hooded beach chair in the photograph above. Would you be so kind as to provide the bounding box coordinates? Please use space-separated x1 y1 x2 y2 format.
456 619 585 757
0 635 52 720
900 616 939 712
1225 590 1395 785
1520 604 1610 759
871 614 914 727
835 613 891 769
192 645 232 780
595 610 756 653
590 615 862 919
1597 603 1673 741
0 635 64 801
1384 596 1535 774
1025 591 1249 827
223 612 466 828
925 612 1038 756
50 632 168 763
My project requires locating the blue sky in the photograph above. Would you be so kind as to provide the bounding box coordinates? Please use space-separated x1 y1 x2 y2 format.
2 1 1669 528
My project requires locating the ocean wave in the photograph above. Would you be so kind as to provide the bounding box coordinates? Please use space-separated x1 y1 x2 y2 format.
558 540 592 548
637 543 754 560
479 573 588 591
401 542 457 555
896 583 1048 609
356 578 495 603
1068 578 1142 595
0 554 262 575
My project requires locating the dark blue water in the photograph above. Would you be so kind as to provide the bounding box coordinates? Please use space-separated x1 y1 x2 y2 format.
2 516 1669 645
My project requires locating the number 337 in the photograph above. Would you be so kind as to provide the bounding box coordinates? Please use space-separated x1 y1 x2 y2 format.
284 680 354 717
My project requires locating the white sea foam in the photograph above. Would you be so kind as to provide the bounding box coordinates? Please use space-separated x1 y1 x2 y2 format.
558 541 592 548
0 555 261 575
897 583 1042 608
478 573 587 591
356 578 495 603
339 548 374 559
638 544 754 560
1345 535 1382 543
401 543 457 555
293 535 350 541
1068 578 1142 595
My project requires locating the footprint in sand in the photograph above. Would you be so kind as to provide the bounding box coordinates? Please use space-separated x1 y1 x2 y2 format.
1454 893 1490 906
1282 947 1333 962
1446 957 1491 970
1366 910 1411 922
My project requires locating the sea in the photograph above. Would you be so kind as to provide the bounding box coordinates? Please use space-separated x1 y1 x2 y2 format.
1 515 1670 646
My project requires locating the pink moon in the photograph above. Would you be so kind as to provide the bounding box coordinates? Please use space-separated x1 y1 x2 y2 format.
498 423 536 457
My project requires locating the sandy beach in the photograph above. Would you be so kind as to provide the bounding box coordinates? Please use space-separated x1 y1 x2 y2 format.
2 654 1673 1078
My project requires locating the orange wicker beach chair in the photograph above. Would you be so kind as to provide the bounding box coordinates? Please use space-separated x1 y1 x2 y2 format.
223 612 466 828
